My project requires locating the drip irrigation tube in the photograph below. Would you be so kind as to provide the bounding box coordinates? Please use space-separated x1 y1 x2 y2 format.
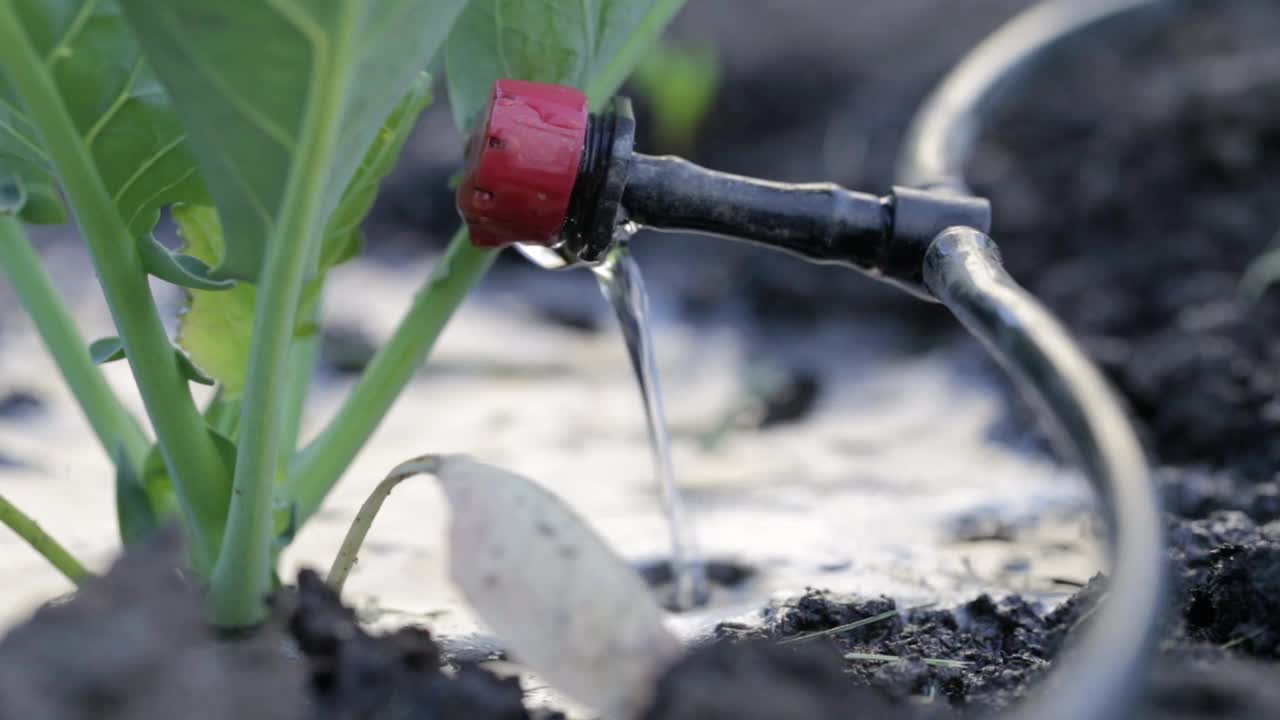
898 0 1175 194
924 228 1164 720
901 2 1183 719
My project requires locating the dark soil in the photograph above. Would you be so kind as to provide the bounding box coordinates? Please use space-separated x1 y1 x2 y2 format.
0 535 555 720
971 0 1280 477
1 389 44 466
0 533 301 720
287 570 550 720
643 640 905 720
318 325 379 376
0 389 42 418
653 513 1280 718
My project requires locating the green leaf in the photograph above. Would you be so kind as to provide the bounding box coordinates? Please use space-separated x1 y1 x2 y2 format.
114 445 161 546
90 336 126 364
173 204 255 397
1241 247 1280 301
0 161 66 223
204 390 241 440
118 0 468 281
139 446 179 524
15 175 66 224
320 71 434 269
176 350 215 386
0 0 206 235
445 0 687 132
122 428 237 547
0 168 24 213
630 40 719 153
0 63 63 224
137 234 235 291
172 68 432 394
91 332 215 386
271 499 299 555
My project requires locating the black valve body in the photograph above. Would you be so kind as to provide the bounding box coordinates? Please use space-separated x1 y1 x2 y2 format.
565 101 992 299
619 155 990 299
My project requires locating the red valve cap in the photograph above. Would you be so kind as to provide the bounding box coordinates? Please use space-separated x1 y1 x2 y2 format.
456 79 589 248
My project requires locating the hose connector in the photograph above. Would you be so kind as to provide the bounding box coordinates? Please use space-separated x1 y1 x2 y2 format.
455 79 991 297
456 80 590 249
455 80 634 268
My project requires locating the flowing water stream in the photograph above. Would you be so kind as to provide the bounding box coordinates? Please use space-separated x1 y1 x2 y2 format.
592 237 707 610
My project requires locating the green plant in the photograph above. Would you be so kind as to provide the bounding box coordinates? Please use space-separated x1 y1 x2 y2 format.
630 38 719 154
1241 245 1280 301
0 0 685 628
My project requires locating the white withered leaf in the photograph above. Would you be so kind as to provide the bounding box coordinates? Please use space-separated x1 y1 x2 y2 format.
427 454 682 718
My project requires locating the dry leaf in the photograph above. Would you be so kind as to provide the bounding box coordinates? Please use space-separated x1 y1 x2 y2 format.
408 454 682 718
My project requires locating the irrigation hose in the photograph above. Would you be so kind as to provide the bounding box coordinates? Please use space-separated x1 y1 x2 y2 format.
923 227 1164 720
897 0 1175 194
897 2 1184 718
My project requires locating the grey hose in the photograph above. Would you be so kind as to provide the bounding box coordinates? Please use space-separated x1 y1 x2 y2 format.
924 228 1164 720
898 0 1172 194
897 2 1187 718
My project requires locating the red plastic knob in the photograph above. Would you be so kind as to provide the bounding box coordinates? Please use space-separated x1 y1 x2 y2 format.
456 79 589 248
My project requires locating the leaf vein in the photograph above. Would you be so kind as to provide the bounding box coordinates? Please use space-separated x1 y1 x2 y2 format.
152 7 299 153
123 165 198 231
112 132 187 203
217 152 274 231
265 0 328 50
0 114 49 166
84 56 145 148
45 0 101 65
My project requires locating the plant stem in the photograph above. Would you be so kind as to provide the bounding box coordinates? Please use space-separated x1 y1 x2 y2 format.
208 225 316 626
0 4 229 570
208 42 353 629
326 455 441 594
277 248 326 474
278 334 318 469
0 216 148 467
277 281 322 475
283 233 495 524
0 492 92 586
